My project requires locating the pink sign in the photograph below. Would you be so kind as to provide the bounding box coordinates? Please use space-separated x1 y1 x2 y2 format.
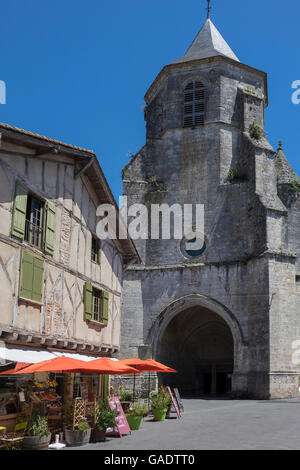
166 386 181 419
108 397 131 437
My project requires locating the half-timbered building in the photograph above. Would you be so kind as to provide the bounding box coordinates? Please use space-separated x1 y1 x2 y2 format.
0 123 140 365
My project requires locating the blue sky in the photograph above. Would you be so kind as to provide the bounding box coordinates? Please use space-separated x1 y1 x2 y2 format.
0 0 299 199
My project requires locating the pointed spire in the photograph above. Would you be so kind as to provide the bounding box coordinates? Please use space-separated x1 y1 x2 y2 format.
207 0 211 19
276 140 299 184
172 14 239 65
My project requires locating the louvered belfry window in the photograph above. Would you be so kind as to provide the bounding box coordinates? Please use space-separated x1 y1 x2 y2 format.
184 81 205 127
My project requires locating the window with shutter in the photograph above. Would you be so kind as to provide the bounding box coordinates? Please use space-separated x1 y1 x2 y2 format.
19 250 44 304
11 180 28 240
183 81 206 127
12 180 56 255
25 195 44 249
44 202 56 255
84 285 109 326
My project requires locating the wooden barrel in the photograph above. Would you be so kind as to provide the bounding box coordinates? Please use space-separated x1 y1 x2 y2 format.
22 434 51 450
65 429 91 447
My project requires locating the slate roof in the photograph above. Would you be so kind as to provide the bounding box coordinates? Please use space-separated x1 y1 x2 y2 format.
172 18 239 65
0 122 94 155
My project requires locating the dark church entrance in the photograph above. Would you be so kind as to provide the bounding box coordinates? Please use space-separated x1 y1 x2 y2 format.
157 306 234 396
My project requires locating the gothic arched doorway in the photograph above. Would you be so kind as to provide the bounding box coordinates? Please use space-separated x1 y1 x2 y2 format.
156 305 234 396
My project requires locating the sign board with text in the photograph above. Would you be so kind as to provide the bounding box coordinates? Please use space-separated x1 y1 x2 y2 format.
173 388 184 412
108 397 131 437
166 386 181 419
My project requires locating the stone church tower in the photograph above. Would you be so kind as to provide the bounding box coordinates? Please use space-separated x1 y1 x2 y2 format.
120 13 300 399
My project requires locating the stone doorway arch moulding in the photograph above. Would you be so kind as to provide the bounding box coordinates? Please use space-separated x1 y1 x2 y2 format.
147 294 249 377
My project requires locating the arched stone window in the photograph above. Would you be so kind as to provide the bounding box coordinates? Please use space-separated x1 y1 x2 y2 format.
183 81 205 127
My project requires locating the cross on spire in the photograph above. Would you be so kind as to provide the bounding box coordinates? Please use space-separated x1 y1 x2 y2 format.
207 0 211 19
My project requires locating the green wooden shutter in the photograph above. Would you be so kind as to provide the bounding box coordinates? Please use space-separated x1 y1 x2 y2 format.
32 256 44 303
44 202 56 255
84 282 93 321
102 291 109 326
19 251 44 303
11 180 28 240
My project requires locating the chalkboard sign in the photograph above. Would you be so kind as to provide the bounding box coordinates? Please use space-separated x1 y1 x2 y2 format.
166 386 181 419
173 388 184 412
108 397 131 437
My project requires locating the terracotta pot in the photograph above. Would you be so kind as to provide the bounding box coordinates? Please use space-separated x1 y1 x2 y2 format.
65 428 91 447
90 428 106 443
22 433 51 450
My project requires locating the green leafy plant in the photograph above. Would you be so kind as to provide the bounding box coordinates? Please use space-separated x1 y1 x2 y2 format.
147 175 160 187
27 415 49 437
119 391 132 402
150 387 172 410
245 86 257 96
126 402 148 417
288 178 300 194
95 400 119 431
147 175 167 193
63 407 74 430
249 122 266 140
77 418 90 431
226 169 248 183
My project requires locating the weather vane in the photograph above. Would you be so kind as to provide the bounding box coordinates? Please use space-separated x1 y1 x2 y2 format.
207 0 211 19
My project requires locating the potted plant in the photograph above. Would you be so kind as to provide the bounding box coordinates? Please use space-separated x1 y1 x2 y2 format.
150 387 172 422
22 414 51 450
126 402 148 431
119 390 132 412
65 416 91 447
91 400 119 443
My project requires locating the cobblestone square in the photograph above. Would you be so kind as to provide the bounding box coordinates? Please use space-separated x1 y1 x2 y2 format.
66 398 300 451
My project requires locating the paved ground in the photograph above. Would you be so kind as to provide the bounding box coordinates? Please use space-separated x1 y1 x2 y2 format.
65 398 300 450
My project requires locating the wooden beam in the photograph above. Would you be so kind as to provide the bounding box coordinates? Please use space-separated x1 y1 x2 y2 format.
75 156 95 179
35 146 60 157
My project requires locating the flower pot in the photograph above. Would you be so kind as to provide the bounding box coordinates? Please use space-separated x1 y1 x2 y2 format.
152 408 167 422
90 428 106 443
65 428 91 447
126 415 143 431
22 433 51 450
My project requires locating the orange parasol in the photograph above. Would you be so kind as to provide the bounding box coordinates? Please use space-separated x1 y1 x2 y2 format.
118 358 177 373
13 356 89 374
76 358 140 375
12 356 140 376
141 359 177 373
0 363 31 375
118 358 177 401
